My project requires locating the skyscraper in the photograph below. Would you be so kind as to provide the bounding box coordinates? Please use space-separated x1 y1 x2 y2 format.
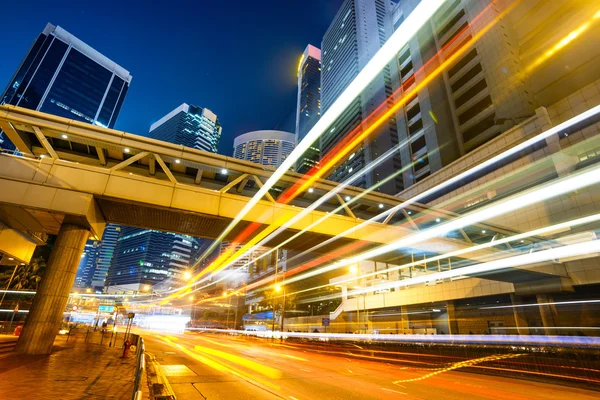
233 130 295 167
105 228 200 293
74 241 100 289
149 103 222 153
0 23 132 150
388 0 600 191
90 224 121 290
320 0 402 195
295 45 322 173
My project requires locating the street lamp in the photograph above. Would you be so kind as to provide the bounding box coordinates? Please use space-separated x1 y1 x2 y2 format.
275 284 286 333
183 270 192 280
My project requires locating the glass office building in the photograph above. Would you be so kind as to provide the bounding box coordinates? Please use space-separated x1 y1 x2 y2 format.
0 23 132 150
105 227 201 293
149 103 222 153
295 45 322 173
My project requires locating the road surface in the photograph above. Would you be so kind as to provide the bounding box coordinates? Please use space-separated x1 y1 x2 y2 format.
142 331 599 400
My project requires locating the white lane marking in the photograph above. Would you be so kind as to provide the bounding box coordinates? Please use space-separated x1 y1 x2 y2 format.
382 388 407 395
299 368 311 372
348 369 353 373
289 396 300 400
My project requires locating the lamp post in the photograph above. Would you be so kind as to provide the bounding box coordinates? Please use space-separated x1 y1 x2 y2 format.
275 284 286 332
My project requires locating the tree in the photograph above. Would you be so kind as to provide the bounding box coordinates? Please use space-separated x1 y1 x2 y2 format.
4 257 47 290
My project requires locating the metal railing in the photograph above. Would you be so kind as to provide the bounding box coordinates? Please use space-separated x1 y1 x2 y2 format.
132 337 145 400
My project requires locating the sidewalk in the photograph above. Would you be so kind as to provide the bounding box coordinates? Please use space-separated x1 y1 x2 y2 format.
0 333 139 399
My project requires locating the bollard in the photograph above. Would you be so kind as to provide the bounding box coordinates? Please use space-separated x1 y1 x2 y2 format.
122 340 133 358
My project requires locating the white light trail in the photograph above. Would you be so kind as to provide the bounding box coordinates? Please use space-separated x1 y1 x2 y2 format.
349 239 600 296
193 0 446 261
288 213 600 296
283 163 600 286
481 299 600 310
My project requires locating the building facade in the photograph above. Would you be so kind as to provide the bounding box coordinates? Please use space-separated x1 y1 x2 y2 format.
90 224 121 290
149 103 221 153
320 0 402 195
233 130 295 167
105 228 200 293
0 23 132 150
295 45 322 173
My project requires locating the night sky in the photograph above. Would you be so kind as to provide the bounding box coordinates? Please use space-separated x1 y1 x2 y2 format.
1 0 343 155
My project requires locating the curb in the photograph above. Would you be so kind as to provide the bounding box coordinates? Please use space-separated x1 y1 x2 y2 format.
145 352 176 400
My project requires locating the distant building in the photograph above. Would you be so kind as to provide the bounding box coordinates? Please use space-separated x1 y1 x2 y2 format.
228 130 294 282
233 130 295 167
90 224 121 290
295 45 322 173
105 228 200 293
149 103 221 153
1 23 132 150
73 241 100 289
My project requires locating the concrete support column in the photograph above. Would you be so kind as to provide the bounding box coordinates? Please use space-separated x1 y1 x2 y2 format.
15 224 89 354
446 301 459 335
510 294 529 335
536 294 559 336
399 306 409 334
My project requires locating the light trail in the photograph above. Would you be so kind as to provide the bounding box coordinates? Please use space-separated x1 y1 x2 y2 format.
191 328 600 347
481 299 600 310
190 0 446 266
157 1 513 301
281 213 600 298
349 240 600 296
278 157 600 289
525 8 600 73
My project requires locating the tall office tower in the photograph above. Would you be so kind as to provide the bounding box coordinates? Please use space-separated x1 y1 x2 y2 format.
387 0 598 190
149 103 222 153
90 224 121 290
233 130 296 167
320 0 402 195
295 45 322 173
73 241 100 289
0 23 132 150
105 228 200 293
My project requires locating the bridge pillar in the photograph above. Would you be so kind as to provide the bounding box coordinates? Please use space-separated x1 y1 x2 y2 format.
510 294 529 335
446 301 460 335
536 294 559 336
15 224 90 354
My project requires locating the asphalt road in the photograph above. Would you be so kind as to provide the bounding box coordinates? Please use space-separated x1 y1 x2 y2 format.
143 332 599 400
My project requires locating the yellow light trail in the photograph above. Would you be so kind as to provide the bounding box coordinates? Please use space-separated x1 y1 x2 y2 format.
525 8 600 73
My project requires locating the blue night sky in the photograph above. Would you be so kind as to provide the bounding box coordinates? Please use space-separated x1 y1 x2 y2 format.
1 0 343 155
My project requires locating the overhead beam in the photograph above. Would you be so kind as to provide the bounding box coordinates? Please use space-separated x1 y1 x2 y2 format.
401 209 419 231
154 153 178 184
110 151 149 171
0 121 30 154
237 177 250 193
195 169 203 185
96 146 106 166
219 173 249 193
251 175 275 203
336 193 356 219
31 127 59 159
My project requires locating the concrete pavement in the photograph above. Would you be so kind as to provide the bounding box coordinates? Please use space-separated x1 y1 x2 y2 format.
143 331 600 400
0 334 138 399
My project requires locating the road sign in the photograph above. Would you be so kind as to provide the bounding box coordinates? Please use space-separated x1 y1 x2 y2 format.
98 305 115 313
321 317 330 327
72 305 78 311
128 312 135 319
